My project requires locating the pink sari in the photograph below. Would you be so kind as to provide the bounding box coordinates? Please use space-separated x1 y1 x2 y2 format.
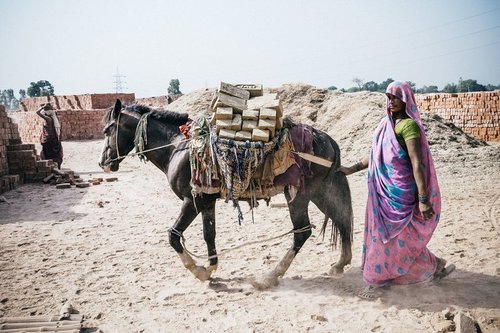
362 82 441 286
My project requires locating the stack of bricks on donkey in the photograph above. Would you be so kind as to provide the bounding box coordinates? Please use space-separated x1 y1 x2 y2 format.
211 82 283 143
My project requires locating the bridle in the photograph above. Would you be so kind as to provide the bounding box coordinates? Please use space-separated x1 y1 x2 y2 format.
105 109 197 163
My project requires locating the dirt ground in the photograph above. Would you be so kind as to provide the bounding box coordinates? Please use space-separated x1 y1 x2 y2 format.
1 87 499 332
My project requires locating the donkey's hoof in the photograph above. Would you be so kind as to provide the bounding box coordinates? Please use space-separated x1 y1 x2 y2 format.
249 274 279 290
191 266 213 282
206 264 218 273
328 264 345 275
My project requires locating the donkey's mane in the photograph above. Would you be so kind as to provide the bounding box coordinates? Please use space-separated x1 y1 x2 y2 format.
126 104 190 126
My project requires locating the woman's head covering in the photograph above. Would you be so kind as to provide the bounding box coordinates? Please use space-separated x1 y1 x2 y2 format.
385 81 422 125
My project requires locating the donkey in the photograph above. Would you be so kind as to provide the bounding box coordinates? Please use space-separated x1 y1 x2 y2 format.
99 99 353 289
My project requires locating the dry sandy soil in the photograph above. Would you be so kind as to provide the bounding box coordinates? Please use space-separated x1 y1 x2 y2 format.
1 85 499 332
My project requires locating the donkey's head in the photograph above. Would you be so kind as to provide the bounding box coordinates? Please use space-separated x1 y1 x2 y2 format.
98 99 136 172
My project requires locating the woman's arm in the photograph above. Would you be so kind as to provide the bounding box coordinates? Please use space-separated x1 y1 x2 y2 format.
36 105 51 121
337 156 369 175
406 138 435 220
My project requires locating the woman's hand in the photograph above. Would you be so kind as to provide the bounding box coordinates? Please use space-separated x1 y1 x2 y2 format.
419 201 435 220
337 165 354 175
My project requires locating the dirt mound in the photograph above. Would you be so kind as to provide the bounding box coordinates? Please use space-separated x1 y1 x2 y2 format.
168 83 500 175
166 88 215 117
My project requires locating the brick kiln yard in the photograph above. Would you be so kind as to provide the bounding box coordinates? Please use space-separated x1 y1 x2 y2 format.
0 85 499 332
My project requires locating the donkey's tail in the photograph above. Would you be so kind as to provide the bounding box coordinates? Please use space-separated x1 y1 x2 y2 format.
318 136 354 249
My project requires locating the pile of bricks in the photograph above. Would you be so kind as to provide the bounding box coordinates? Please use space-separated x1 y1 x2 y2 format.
416 91 500 142
211 82 283 143
6 143 58 183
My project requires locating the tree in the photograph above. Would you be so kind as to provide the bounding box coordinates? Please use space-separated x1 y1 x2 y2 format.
27 80 55 97
485 84 500 91
19 89 26 100
0 89 19 109
456 78 485 93
378 78 394 92
417 85 439 93
0 90 6 107
327 85 337 91
363 81 379 92
442 83 457 93
167 79 181 95
352 77 364 89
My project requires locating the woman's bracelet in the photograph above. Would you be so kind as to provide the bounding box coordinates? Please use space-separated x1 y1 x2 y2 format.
418 194 429 203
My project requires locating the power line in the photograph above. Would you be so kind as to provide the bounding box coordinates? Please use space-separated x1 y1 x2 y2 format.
404 7 500 37
402 40 500 65
362 25 500 62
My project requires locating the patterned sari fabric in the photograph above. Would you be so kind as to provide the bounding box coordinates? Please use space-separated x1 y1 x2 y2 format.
362 81 441 286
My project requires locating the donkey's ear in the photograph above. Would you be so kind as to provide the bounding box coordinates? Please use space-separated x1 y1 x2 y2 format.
112 99 122 119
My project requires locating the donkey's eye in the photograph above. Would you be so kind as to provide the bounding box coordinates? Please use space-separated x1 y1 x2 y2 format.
103 123 115 135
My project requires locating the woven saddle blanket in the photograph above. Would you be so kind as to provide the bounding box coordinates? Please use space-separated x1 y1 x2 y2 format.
189 117 313 201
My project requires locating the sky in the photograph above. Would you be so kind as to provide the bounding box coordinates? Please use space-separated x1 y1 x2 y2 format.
1 0 499 98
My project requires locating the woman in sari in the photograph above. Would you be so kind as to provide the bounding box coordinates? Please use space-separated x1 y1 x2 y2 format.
339 81 454 296
36 103 63 168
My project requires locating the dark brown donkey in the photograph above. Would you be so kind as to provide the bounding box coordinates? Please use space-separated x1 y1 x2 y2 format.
99 100 353 289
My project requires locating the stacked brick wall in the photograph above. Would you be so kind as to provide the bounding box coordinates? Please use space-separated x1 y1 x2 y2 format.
416 91 500 142
0 105 21 176
8 110 108 143
20 93 135 111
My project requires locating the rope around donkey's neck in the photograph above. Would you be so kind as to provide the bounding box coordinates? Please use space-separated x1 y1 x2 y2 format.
169 224 316 261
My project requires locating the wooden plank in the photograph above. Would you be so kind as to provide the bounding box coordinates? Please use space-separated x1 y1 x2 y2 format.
0 320 81 329
235 83 264 97
295 152 332 168
0 324 81 332
214 92 246 112
219 82 250 100
0 315 82 324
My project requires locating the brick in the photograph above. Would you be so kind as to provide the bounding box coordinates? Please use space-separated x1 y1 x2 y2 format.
219 129 236 139
235 131 252 141
252 129 270 142
219 82 251 100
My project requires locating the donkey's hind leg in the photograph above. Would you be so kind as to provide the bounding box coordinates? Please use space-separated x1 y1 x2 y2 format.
169 197 217 282
250 190 312 290
314 171 353 275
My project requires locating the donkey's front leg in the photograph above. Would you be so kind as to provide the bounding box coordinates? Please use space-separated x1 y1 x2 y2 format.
202 203 218 274
250 193 312 290
169 197 216 282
